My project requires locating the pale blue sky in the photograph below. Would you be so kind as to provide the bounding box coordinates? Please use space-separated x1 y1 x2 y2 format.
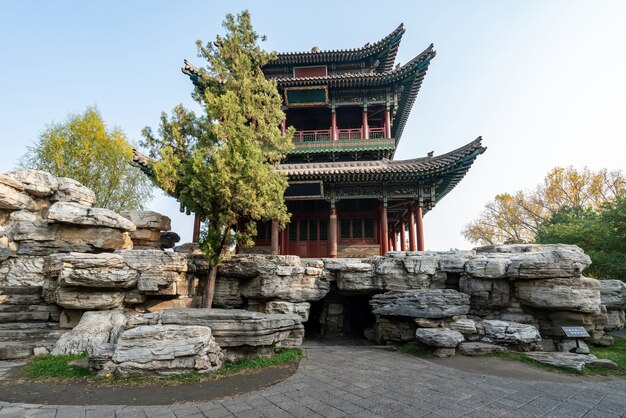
1 1 625 249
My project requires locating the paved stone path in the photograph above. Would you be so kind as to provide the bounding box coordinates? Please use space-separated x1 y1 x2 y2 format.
0 346 625 417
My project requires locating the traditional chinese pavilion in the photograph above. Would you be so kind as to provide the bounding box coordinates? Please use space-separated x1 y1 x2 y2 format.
179 24 486 258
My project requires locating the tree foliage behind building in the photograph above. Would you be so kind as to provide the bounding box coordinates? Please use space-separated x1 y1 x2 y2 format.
464 167 624 245
141 11 293 308
20 107 153 212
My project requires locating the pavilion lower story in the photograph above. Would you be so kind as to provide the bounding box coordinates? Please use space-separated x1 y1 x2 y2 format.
252 198 426 258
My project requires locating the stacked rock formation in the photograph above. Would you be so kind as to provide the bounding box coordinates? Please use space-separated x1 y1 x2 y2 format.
600 280 626 331
54 307 302 375
0 170 134 357
120 210 179 250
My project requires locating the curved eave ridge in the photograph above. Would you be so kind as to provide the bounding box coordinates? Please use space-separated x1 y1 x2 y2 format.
280 137 485 178
270 24 405 71
272 44 436 87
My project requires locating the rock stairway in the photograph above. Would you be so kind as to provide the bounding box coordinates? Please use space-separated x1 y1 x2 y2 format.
0 286 66 359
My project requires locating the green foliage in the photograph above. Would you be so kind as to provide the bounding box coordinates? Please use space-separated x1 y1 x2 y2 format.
20 353 92 380
19 348 302 385
489 338 626 376
21 107 153 212
141 11 292 306
590 336 626 370
396 345 431 357
464 167 624 245
536 196 626 280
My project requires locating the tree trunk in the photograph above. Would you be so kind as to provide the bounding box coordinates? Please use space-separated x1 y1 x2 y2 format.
202 265 218 309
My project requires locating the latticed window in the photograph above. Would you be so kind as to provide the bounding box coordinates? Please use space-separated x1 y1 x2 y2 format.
353 218 363 238
299 221 308 241
289 224 297 241
309 220 317 240
319 220 328 240
341 219 350 239
364 219 374 238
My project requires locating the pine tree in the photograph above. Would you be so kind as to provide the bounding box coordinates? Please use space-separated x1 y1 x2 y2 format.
141 11 292 308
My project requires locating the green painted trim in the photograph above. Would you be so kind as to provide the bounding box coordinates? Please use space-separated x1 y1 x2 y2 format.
290 138 396 154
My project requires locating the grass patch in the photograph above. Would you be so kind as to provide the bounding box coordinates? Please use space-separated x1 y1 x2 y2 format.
590 335 626 370
19 348 302 385
395 345 431 357
20 353 91 380
488 337 626 377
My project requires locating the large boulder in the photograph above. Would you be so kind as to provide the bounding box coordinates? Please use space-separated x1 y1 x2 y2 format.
7 221 132 255
116 249 187 272
459 342 506 356
120 210 171 231
600 280 626 309
516 277 601 313
415 328 465 348
0 256 45 286
110 325 223 377
370 289 470 318
54 287 126 310
47 202 136 231
221 255 328 302
158 308 304 361
481 320 541 346
464 255 510 279
248 300 311 322
52 310 127 355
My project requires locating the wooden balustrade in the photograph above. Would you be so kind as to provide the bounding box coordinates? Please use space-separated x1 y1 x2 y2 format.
292 127 388 142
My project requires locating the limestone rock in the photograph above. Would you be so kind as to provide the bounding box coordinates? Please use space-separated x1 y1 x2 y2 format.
506 245 591 279
605 309 625 331
525 352 613 371
370 289 470 318
4 170 59 197
55 287 125 310
415 328 465 348
464 255 510 279
433 348 456 358
47 202 136 231
53 177 96 206
516 277 601 313
450 318 477 335
221 255 328 302
369 317 417 344
160 231 180 249
59 267 138 288
137 271 184 294
144 297 194 312
52 310 127 355
8 221 132 255
212 276 243 309
117 250 188 272
111 325 223 376
459 342 506 356
120 210 171 231
248 301 311 322
0 256 45 286
481 320 541 345
459 277 510 310
600 280 626 309
0 183 38 211
334 255 437 293
129 228 161 242
158 308 303 361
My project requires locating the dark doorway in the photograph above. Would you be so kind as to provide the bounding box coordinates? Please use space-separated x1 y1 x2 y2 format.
343 295 375 337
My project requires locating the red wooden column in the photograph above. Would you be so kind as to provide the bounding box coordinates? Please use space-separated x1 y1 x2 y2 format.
271 220 279 255
391 228 398 251
331 110 337 140
400 219 407 251
408 204 417 251
384 107 391 138
380 203 388 255
329 205 338 258
362 107 369 139
192 213 201 243
280 226 288 255
416 205 425 251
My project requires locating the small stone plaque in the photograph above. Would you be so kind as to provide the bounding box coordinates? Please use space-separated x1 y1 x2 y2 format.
561 326 590 338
